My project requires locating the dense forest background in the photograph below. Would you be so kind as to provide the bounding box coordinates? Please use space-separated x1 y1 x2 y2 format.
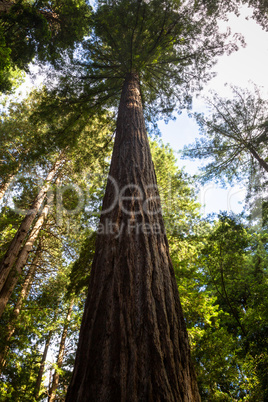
0 0 268 401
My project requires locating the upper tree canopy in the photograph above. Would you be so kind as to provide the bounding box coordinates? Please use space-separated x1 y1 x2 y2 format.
199 0 268 30
182 85 268 186
44 0 240 131
0 0 91 92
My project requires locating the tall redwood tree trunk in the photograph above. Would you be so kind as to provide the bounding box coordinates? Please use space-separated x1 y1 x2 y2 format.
0 189 54 318
0 154 64 292
66 73 200 401
0 248 40 373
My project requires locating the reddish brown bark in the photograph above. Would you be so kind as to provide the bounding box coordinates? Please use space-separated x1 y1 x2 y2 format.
66 73 200 401
0 155 64 293
0 189 54 318
0 249 40 373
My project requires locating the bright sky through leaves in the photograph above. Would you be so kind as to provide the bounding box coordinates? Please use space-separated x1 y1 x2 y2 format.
11 4 268 216
159 5 268 216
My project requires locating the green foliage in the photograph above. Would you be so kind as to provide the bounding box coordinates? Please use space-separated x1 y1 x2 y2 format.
194 214 268 400
0 90 59 184
0 349 41 401
195 0 268 30
183 85 268 187
0 1 267 399
0 96 115 400
150 138 200 234
1 131 268 400
40 0 240 135
0 24 25 93
0 0 92 92
0 207 23 260
67 231 96 296
0 89 115 212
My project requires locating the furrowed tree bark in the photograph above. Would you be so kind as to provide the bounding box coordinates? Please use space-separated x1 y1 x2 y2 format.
0 248 40 373
0 154 64 293
0 189 54 318
48 299 74 402
66 73 200 401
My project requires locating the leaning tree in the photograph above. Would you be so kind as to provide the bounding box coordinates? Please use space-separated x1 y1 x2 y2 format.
39 0 240 400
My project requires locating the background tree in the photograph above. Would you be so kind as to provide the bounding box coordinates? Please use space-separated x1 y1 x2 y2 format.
183 84 268 223
39 0 240 126
0 90 114 318
195 214 268 400
2 0 268 398
1 125 267 400
0 0 91 92
183 85 268 185
43 0 243 398
0 95 114 399
196 0 268 30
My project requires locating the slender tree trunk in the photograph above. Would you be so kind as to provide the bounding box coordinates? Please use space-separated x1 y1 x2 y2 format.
0 174 14 202
48 299 74 402
248 145 268 172
0 189 54 318
35 330 53 400
66 73 200 401
0 248 40 373
0 155 64 293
